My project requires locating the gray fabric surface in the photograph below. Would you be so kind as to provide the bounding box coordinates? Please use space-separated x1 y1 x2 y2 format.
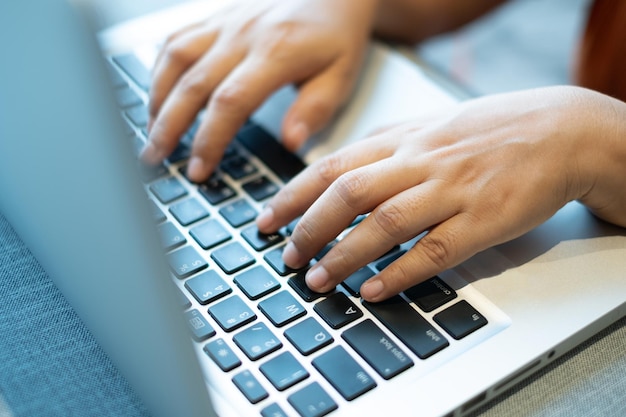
469 316 626 417
0 213 148 417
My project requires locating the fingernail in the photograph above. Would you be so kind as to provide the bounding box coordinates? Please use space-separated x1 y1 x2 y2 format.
187 157 206 182
256 206 275 231
361 279 384 301
282 241 303 267
306 265 330 292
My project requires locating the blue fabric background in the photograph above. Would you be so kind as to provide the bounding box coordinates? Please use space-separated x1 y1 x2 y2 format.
0 213 148 417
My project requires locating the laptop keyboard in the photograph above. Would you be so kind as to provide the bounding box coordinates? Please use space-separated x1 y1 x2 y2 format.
108 51 497 417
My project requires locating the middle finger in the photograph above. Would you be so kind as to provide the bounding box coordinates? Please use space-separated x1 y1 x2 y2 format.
144 39 246 165
284 152 430 269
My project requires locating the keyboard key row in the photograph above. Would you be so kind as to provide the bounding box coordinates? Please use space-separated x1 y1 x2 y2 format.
109 50 491 413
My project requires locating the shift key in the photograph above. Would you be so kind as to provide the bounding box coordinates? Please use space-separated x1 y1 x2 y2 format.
342 319 413 380
363 296 448 359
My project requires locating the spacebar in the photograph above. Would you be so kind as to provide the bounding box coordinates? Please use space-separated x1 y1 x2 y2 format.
236 123 305 182
363 296 449 359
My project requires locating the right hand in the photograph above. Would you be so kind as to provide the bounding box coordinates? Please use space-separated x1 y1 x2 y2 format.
256 86 626 301
142 0 378 182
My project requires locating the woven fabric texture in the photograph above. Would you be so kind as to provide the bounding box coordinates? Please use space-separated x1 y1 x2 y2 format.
0 214 149 417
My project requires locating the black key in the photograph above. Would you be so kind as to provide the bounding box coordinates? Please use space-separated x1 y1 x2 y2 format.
260 351 309 391
285 217 301 235
184 309 215 341
341 266 375 297
433 300 488 340
211 241 255 274
125 103 149 127
131 133 145 157
167 246 208 279
219 199 257 228
288 382 337 417
149 199 166 223
208 295 256 332
174 285 192 309
112 53 151 91
312 346 376 401
242 176 279 201
150 177 187 204
234 266 280 300
314 293 362 329
105 60 127 89
236 123 306 182
167 141 191 164
180 130 195 148
315 240 337 261
138 161 168 183
258 291 306 327
123 119 136 137
284 317 333 356
186 118 202 138
232 370 268 404
363 296 448 359
221 154 257 179
350 214 367 227
169 198 209 226
115 86 142 108
241 225 284 251
264 246 307 276
404 276 457 312
375 249 406 271
203 338 241 372
342 319 413 380
233 322 282 360
184 270 232 304
189 219 231 250
288 271 331 302
157 222 186 251
261 403 288 417
197 175 237 205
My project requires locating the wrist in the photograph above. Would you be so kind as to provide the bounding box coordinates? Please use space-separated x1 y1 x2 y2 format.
572 87 626 226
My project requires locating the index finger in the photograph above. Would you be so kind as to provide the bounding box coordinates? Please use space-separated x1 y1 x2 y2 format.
142 41 244 166
255 134 397 234
185 53 328 181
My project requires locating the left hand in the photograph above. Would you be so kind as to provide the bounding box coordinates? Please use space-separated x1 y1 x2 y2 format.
256 86 609 301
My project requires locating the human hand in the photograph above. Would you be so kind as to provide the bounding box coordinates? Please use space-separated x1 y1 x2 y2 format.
256 86 623 302
142 0 378 182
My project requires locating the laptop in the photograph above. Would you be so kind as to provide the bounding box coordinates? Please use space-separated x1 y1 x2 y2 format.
1 1 625 417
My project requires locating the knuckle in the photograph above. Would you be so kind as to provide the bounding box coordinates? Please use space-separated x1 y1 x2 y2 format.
418 232 455 270
332 171 369 210
371 201 411 239
212 84 248 114
177 73 209 100
162 41 195 66
260 22 300 60
314 154 346 185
